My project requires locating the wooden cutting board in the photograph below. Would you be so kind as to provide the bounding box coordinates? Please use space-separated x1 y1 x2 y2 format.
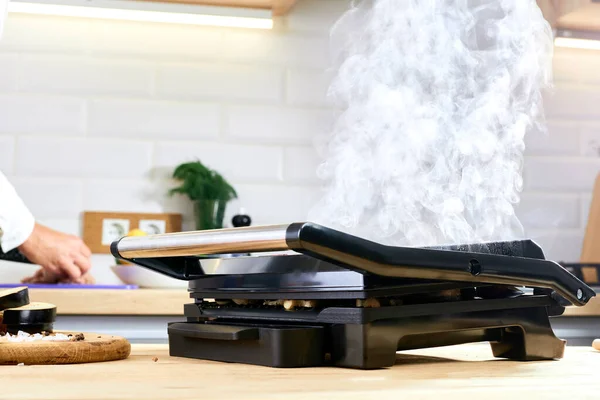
0 331 131 365
581 173 600 264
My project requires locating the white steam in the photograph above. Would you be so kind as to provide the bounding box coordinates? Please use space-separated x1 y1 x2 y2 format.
308 0 554 247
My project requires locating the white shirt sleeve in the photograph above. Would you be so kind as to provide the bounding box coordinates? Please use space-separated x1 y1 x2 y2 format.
0 171 35 252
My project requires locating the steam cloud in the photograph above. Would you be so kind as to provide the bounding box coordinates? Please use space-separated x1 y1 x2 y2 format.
308 0 554 247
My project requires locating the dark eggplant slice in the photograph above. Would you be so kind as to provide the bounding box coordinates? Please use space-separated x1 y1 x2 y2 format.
0 287 30 311
5 322 54 335
2 302 56 325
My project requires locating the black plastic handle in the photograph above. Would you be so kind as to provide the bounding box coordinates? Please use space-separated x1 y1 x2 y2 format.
111 222 596 307
284 223 596 306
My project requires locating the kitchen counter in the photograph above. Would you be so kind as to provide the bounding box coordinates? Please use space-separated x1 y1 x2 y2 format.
3 343 599 399
27 287 600 316
24 288 600 345
28 288 190 315
26 288 190 343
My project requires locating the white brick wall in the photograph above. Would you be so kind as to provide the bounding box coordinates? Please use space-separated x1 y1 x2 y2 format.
0 135 14 173
0 0 597 283
514 46 600 261
0 94 85 135
156 63 284 102
88 99 221 139
225 105 334 144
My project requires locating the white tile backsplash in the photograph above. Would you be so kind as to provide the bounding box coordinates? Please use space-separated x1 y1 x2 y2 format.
0 53 19 91
88 99 220 140
286 68 334 107
524 120 580 156
226 105 334 144
543 85 600 119
579 125 600 157
35 219 81 237
515 193 580 229
227 184 320 225
83 179 166 213
154 141 283 182
0 14 90 53
524 157 600 192
552 48 600 85
157 63 284 102
527 229 584 262
283 146 321 183
86 19 224 61
15 137 153 179
18 55 154 97
0 135 14 174
0 6 597 284
220 31 331 69
10 177 83 219
0 94 85 135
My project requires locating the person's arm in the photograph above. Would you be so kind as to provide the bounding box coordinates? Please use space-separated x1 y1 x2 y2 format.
0 171 35 252
0 171 92 281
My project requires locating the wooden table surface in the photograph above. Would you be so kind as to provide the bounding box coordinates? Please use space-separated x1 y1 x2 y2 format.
2 343 599 399
25 287 600 316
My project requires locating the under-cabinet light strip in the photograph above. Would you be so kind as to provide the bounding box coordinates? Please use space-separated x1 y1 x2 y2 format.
554 37 600 51
7 0 273 29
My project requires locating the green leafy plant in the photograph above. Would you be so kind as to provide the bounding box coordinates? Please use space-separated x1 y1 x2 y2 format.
168 160 237 230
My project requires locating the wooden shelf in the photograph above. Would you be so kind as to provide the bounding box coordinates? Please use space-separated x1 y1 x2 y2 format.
28 289 190 316
537 0 600 31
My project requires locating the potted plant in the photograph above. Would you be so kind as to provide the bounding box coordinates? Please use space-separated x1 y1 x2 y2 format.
168 160 238 231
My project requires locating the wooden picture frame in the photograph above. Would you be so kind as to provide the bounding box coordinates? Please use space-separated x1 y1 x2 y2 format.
82 211 183 254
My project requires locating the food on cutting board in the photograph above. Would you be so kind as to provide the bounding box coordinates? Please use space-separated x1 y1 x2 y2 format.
594 339 599 351
21 268 96 284
0 331 84 342
1 302 57 335
0 286 131 365
0 287 65 337
115 228 147 265
0 287 30 310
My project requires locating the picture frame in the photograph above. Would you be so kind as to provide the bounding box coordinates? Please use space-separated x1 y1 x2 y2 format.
82 211 183 254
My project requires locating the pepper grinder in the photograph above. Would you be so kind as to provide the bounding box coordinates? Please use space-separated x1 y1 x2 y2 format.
231 208 251 228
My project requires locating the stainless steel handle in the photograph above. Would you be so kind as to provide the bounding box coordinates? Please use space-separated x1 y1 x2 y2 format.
113 224 291 258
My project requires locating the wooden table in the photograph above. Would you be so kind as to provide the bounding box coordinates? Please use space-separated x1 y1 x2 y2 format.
2 343 599 399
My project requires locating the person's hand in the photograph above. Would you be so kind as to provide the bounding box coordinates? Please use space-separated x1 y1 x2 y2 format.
21 267 95 285
18 223 92 282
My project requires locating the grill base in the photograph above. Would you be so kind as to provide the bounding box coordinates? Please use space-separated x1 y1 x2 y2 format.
167 297 566 369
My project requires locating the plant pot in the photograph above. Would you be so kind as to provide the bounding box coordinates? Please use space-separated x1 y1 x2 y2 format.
194 199 226 230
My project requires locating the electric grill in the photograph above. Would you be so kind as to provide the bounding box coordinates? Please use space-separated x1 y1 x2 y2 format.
111 222 595 369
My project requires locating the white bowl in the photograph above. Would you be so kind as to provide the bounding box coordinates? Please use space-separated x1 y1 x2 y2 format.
110 265 188 289
110 258 223 289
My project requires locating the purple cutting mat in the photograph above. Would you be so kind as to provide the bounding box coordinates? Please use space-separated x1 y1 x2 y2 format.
0 283 138 289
